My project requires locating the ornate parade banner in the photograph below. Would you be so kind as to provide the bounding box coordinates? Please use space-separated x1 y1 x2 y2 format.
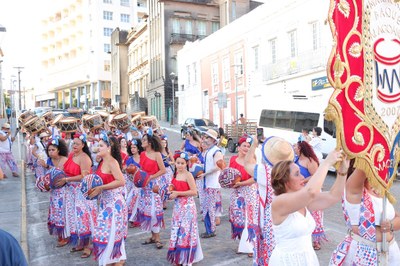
326 0 400 201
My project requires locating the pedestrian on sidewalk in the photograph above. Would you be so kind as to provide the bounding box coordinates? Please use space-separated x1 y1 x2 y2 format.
0 123 19 177
6 106 12 123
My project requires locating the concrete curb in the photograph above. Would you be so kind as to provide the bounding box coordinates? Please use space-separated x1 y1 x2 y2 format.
20 160 28 260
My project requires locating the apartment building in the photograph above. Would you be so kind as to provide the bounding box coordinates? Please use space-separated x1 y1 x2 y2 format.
177 0 332 126
38 0 136 109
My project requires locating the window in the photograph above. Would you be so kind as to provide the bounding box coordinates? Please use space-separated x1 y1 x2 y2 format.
198 21 206 36
103 0 112 3
172 18 180 34
185 20 192 35
193 62 197 84
234 53 243 75
259 109 320 133
103 11 113 20
289 30 297 58
269 38 276 64
104 27 113 36
104 43 111 53
104 60 111 71
121 14 130 23
232 0 236 20
212 22 219 33
212 62 218 86
120 0 129 6
186 65 191 85
311 21 319 50
253 46 259 71
222 57 229 82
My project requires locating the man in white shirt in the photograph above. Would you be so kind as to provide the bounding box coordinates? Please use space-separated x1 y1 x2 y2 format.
309 126 323 161
198 129 224 238
0 123 19 177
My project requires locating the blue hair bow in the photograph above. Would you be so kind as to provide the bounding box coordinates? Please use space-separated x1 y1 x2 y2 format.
50 136 60 146
180 152 189 161
147 128 153 137
100 132 110 145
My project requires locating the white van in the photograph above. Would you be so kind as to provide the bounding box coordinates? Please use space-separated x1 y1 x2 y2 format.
258 108 336 159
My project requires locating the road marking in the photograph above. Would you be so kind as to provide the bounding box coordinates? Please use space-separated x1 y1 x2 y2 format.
20 160 29 260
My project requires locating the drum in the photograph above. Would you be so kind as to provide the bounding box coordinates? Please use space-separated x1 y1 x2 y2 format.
51 114 64 127
67 108 83 118
36 173 51 192
189 163 204 178
112 113 131 130
153 184 175 201
81 174 103 200
42 111 54 125
98 111 109 122
24 116 46 134
107 114 116 127
18 110 34 125
141 116 158 128
83 114 103 131
133 169 150 188
48 168 67 189
218 167 241 188
131 114 142 125
58 117 78 133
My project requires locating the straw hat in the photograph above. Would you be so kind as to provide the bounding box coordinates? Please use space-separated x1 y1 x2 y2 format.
203 129 218 141
262 136 294 166
39 132 50 138
2 123 10 129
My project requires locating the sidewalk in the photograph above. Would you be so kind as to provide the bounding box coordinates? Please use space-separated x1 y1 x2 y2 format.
158 120 181 133
0 117 28 257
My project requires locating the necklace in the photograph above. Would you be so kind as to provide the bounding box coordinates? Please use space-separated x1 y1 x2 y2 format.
53 157 61 168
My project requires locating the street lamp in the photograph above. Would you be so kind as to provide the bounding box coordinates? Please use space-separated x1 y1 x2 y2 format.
170 72 176 125
14 67 24 111
232 64 242 124
0 25 6 118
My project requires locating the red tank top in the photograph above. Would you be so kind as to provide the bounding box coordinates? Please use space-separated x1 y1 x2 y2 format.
140 152 159 175
64 153 82 177
171 177 190 192
120 151 128 166
95 162 114 185
229 156 251 181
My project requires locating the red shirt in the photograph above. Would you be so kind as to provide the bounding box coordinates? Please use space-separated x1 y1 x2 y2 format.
140 152 159 175
95 162 114 185
171 177 190 192
229 155 251 181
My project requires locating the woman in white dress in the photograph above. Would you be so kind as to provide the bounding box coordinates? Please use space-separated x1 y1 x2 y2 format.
269 149 349 265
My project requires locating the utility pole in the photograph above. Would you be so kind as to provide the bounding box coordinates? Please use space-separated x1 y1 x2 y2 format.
14 67 24 111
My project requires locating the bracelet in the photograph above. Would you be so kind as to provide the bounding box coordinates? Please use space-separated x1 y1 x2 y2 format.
337 171 348 176
390 221 394 232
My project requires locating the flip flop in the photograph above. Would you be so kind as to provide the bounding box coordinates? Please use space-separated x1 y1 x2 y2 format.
142 238 156 245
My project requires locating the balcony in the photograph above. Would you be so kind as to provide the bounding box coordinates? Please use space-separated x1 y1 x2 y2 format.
170 33 206 45
264 47 328 81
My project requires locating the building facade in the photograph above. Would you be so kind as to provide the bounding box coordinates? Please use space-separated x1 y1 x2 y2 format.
38 0 136 109
177 0 332 127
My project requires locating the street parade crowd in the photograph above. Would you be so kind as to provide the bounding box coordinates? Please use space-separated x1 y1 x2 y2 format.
1 108 400 266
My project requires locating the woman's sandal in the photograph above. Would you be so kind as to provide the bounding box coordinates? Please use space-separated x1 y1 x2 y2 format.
80 248 92 258
248 253 253 258
155 241 163 249
313 242 321 250
70 247 84 253
142 238 156 245
56 239 69 248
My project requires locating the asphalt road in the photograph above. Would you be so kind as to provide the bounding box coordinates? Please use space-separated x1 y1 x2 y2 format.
26 128 400 266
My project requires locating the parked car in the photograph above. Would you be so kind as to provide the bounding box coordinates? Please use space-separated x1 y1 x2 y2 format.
52 109 70 117
180 118 219 139
33 107 52 117
89 106 107 114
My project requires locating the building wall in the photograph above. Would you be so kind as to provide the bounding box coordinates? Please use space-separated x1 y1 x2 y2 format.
127 21 150 114
148 0 220 122
178 0 332 125
39 0 134 109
